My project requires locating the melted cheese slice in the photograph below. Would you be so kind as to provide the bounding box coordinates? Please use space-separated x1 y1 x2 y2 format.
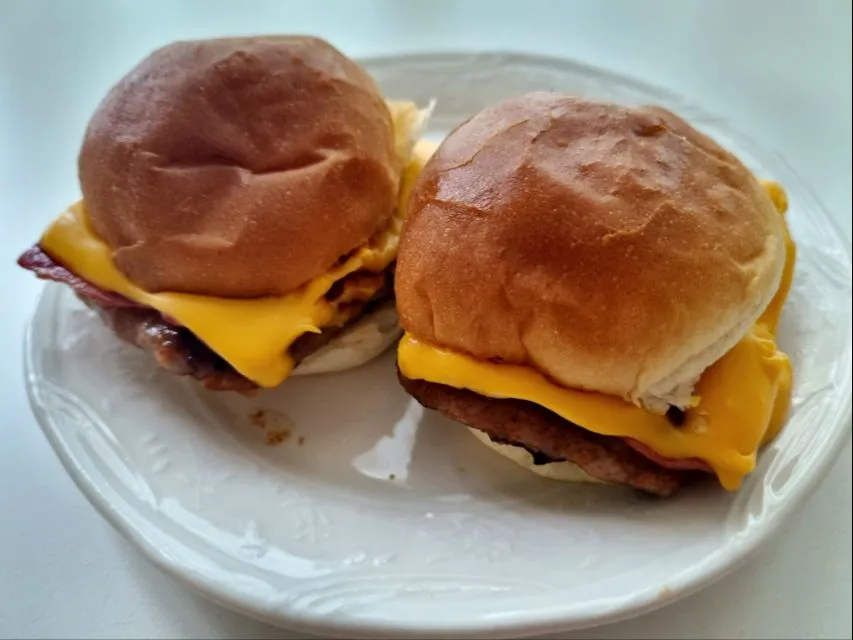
398 183 795 490
40 136 438 388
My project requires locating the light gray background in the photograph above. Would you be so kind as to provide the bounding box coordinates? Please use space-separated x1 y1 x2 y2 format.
1 1 850 638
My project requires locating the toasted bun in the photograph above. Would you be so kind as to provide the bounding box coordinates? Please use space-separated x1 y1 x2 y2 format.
396 93 787 406
468 429 606 484
292 302 402 375
79 36 400 298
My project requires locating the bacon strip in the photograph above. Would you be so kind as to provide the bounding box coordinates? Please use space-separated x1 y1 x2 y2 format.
624 438 714 473
17 245 142 308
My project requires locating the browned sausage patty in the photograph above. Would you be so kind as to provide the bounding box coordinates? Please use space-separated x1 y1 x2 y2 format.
86 292 391 392
399 373 694 496
20 243 394 391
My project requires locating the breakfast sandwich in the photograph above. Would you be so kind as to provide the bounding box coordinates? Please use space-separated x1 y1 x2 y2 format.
19 36 437 391
394 92 795 495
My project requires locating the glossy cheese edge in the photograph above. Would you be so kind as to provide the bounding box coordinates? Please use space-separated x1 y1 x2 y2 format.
398 182 795 490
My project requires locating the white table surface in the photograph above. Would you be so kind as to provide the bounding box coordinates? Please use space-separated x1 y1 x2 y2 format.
1 1 850 638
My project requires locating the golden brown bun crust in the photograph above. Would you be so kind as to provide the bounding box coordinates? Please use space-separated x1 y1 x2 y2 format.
79 36 398 298
396 93 786 402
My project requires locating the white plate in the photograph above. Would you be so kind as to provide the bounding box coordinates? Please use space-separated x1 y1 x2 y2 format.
24 53 853 639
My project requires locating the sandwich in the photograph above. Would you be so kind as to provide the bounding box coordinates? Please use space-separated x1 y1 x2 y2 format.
394 92 795 496
18 36 436 391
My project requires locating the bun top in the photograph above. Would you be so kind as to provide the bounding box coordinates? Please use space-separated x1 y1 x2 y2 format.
79 36 400 298
396 93 786 405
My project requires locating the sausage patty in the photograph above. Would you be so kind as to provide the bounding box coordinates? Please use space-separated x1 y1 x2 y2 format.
399 373 695 496
19 244 392 391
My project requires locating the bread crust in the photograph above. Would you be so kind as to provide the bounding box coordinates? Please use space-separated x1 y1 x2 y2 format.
396 93 786 403
79 36 399 298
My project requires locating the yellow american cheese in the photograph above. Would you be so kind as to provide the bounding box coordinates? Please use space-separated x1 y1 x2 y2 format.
397 183 795 490
40 139 439 388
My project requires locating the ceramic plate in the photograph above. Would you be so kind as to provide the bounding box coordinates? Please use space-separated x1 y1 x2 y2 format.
24 53 853 639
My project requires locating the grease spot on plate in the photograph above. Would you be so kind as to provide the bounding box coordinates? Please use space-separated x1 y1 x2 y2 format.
247 409 294 446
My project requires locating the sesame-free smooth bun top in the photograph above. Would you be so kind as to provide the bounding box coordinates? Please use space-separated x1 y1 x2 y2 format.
396 93 787 404
79 36 399 298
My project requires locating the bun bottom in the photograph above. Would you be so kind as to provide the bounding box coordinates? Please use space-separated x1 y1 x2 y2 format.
468 428 607 484
292 302 402 376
